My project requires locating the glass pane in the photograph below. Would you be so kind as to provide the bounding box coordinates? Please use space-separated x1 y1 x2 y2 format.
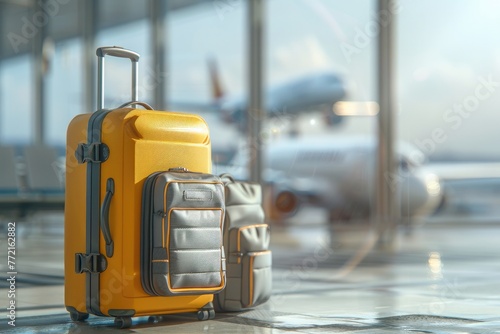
398 0 500 220
169 4 245 103
257 0 377 224
266 0 376 137
96 0 150 107
168 3 245 164
0 54 33 144
398 0 500 161
45 38 83 146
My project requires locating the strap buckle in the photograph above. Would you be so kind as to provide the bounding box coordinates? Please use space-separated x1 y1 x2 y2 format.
75 253 108 274
75 142 110 164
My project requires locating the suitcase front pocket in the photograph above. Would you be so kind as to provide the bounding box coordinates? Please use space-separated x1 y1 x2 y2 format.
241 251 272 308
152 208 225 295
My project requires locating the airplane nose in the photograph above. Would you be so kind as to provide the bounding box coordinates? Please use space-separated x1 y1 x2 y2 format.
424 173 441 198
421 172 444 215
400 171 443 216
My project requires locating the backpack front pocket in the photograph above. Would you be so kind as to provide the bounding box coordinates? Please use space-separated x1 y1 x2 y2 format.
164 209 225 292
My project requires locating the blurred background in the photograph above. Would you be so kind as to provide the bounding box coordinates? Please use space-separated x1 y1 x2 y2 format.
2 0 500 157
2 0 500 309
0 0 500 226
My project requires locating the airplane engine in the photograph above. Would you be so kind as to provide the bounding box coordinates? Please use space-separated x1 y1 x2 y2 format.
323 108 344 127
264 186 301 222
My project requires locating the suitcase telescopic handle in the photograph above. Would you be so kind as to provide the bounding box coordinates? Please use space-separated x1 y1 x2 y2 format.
96 46 140 110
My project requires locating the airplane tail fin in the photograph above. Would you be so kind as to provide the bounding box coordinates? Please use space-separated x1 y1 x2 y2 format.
208 57 225 103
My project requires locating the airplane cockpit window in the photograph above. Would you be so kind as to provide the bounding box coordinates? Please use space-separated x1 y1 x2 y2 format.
398 157 415 173
318 74 340 85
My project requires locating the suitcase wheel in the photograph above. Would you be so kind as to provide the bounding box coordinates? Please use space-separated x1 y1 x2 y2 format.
69 310 89 322
114 316 132 329
197 309 215 321
197 310 209 321
148 315 161 323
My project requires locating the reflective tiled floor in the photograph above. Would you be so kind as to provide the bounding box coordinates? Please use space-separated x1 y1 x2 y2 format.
1 211 500 333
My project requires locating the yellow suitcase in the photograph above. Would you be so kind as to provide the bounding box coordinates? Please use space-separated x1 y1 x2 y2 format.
64 47 216 328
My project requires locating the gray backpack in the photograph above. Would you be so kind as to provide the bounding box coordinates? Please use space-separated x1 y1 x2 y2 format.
215 174 272 311
141 168 226 297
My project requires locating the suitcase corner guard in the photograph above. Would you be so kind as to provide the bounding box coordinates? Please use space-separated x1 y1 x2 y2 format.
75 253 108 274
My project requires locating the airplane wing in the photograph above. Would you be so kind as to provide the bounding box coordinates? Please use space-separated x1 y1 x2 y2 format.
427 162 500 217
428 162 500 181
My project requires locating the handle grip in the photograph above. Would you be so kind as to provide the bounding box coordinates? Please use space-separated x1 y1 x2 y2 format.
219 173 236 183
117 101 153 110
96 46 140 62
100 178 114 257
96 46 140 110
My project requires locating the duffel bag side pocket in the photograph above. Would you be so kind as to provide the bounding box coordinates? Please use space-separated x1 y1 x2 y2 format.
241 250 272 308
224 224 272 310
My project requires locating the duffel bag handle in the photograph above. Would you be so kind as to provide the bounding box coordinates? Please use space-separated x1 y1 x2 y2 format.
219 173 236 183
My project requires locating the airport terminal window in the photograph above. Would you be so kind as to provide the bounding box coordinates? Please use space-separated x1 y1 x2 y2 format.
398 0 500 162
266 0 377 137
168 2 245 156
267 0 375 94
4 3 500 331
45 39 83 147
96 19 152 107
168 3 245 106
0 55 33 144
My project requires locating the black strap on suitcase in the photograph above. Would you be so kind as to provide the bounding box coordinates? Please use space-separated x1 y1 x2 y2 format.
74 46 139 315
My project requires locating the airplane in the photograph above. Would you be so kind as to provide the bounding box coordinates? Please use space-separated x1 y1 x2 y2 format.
173 59 348 130
219 71 348 128
216 136 445 223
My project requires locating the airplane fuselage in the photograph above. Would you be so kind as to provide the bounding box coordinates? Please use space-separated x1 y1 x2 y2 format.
221 72 346 125
262 136 443 220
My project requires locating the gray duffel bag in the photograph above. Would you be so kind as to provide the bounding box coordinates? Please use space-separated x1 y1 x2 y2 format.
214 174 272 311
